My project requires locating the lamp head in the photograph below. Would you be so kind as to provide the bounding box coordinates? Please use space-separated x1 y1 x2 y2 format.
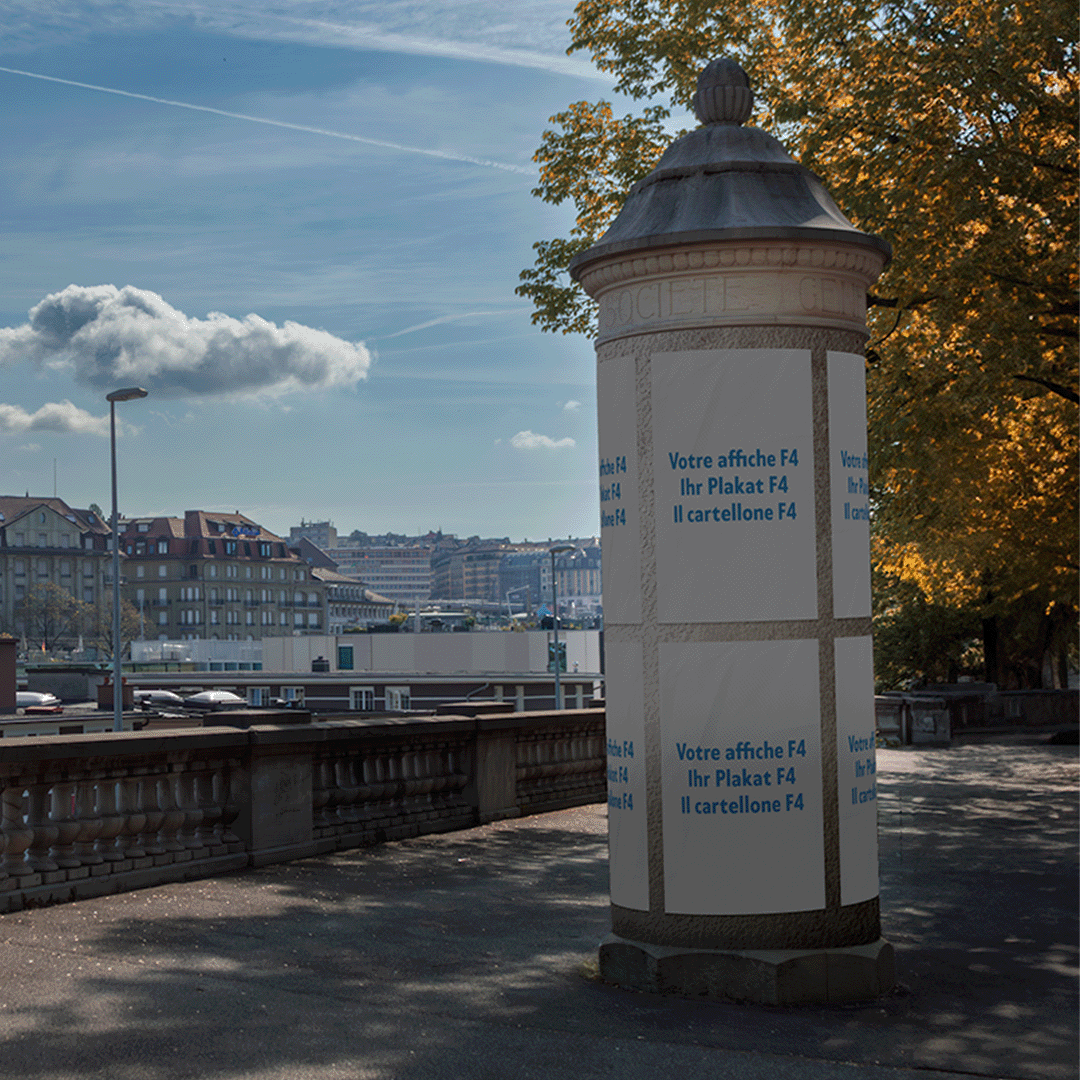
106 387 149 403
550 544 576 557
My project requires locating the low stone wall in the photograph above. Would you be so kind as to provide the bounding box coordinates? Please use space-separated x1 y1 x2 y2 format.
0 709 607 914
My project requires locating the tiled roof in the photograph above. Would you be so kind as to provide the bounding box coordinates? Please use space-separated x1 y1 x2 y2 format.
0 496 110 534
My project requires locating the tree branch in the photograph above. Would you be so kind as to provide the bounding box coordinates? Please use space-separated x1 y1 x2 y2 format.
1013 374 1079 404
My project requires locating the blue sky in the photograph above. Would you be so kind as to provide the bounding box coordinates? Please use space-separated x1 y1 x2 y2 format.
0 1 626 542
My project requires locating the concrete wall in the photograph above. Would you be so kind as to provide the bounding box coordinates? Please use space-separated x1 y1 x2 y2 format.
263 630 602 676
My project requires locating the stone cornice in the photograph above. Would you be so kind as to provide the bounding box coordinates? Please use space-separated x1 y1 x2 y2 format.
578 239 887 345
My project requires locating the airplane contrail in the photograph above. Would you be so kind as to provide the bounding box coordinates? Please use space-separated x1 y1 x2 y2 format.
0 65 535 176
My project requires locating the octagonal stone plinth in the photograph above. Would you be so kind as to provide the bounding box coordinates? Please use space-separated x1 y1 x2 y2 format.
599 933 895 1005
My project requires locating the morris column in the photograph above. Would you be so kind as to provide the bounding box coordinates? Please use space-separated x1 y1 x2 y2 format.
572 58 894 1003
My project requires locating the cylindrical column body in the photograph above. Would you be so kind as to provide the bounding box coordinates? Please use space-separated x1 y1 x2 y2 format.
573 59 892 1001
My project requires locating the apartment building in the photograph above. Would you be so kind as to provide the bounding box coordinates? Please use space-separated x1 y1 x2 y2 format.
331 532 439 604
311 567 393 634
429 536 516 602
119 511 324 641
0 496 112 645
552 541 602 614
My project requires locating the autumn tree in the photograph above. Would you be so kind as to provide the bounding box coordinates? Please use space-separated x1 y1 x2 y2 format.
15 583 87 653
518 0 1077 687
82 595 142 661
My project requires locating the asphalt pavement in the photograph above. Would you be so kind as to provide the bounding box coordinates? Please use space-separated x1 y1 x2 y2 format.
0 743 1074 1080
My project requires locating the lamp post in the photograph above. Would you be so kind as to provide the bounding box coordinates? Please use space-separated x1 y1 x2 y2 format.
107 386 148 732
549 544 575 708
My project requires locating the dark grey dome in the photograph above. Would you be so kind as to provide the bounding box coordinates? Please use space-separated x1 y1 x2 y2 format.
570 59 890 280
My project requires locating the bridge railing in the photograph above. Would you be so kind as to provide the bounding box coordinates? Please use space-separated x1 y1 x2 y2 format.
0 708 606 913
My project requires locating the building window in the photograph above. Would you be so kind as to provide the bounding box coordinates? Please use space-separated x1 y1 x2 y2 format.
208 564 218 578
159 565 167 578
248 687 268 707
338 645 354 671
157 540 168 553
227 565 238 578
38 533 47 547
385 687 410 711
349 686 374 711
136 565 145 578
137 523 149 533
207 540 216 554
307 613 319 627
246 611 254 625
259 542 271 558
158 611 168 625
293 612 304 627
281 686 304 705
225 541 237 555
14 560 25 576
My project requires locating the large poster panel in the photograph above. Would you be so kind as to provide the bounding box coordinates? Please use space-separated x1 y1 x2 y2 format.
596 354 641 624
605 641 648 910
828 352 872 618
660 639 825 914
652 350 817 623
835 635 879 906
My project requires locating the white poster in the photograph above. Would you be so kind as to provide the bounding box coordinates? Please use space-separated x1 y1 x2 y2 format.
605 641 648 910
660 639 825 915
652 350 817 623
834 636 879 906
597 354 641 624
828 352 872 618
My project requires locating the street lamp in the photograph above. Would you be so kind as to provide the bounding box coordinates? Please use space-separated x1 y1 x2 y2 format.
107 386 148 732
549 544 576 709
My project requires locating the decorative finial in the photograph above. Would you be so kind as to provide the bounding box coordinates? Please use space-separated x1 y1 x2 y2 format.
693 58 754 126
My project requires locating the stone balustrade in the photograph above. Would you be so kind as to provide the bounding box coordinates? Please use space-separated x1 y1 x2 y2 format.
0 708 606 913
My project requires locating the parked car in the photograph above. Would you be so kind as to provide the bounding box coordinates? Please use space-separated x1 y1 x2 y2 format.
183 690 247 712
16 691 63 714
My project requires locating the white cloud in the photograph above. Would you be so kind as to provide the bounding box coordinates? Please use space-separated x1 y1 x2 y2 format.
0 284 372 400
0 400 112 437
510 430 575 450
16 442 41 452
562 400 582 412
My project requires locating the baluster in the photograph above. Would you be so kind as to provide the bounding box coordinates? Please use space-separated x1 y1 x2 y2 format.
156 773 186 854
215 766 241 848
312 756 332 829
388 751 404 817
136 772 166 856
175 769 205 851
115 774 146 859
72 775 104 865
93 778 125 863
26 782 59 873
194 770 220 851
335 757 360 827
1 783 31 879
49 780 82 870
356 756 377 826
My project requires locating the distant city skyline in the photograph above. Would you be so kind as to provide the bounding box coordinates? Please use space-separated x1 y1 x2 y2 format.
0 3 679 542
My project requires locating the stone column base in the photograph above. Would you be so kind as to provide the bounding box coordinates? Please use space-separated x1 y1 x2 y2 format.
598 933 895 1004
